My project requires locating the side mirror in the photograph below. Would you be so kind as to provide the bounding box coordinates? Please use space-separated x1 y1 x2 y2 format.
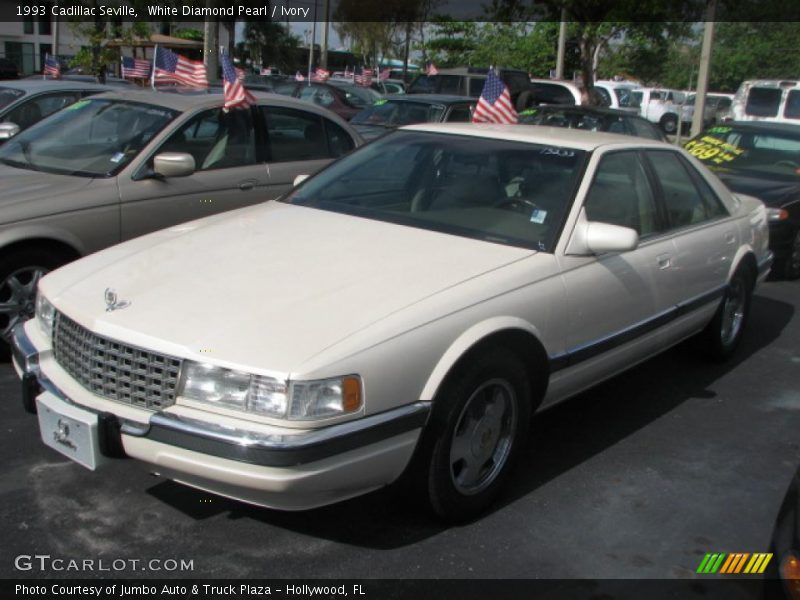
0 122 21 140
293 174 309 187
567 215 639 255
153 152 196 178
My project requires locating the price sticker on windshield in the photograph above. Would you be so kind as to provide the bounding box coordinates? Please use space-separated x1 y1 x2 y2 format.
65 100 91 111
684 135 744 165
373 98 388 106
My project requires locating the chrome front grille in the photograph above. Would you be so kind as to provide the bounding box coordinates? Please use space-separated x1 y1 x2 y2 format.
52 312 182 410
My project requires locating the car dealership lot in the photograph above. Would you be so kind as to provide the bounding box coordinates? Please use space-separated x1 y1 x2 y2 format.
0 278 797 580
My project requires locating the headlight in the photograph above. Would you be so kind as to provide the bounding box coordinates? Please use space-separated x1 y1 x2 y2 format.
35 293 55 340
289 376 362 420
177 361 361 421
179 361 288 417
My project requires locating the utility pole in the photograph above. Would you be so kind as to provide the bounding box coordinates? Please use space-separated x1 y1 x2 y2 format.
691 0 717 138
320 0 329 70
555 9 567 79
203 12 219 83
307 0 317 81
52 15 59 62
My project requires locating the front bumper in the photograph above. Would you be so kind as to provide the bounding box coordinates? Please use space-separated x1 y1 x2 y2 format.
11 323 430 510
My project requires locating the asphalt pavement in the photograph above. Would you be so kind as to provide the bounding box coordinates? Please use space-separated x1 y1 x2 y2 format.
1 278 798 580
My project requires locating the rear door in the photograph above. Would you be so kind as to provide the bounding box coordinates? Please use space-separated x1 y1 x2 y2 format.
260 105 357 199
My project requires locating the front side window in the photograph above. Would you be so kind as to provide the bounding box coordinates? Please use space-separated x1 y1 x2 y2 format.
614 87 637 108
584 151 660 237
784 90 800 119
0 99 178 177
156 107 256 171
286 131 587 251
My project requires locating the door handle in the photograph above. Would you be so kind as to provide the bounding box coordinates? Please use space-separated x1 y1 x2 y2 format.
239 180 256 191
657 254 672 270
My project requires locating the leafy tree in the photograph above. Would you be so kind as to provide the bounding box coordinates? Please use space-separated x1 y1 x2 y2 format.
242 21 301 72
416 19 478 67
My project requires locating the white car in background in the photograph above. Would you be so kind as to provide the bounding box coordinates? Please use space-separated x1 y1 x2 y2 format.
728 79 800 124
633 87 687 134
13 124 772 522
594 80 641 113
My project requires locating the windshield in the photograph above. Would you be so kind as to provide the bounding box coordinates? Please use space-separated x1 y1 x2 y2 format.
351 100 445 127
685 125 800 179
285 130 587 251
0 87 25 112
341 85 380 108
520 109 628 135
0 98 179 177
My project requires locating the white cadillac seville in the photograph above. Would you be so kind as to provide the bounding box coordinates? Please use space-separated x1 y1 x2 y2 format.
12 124 772 521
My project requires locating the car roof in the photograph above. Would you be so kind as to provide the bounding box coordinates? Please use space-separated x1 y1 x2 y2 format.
88 88 359 121
381 94 474 104
526 104 640 117
0 79 112 92
710 120 800 136
402 122 669 150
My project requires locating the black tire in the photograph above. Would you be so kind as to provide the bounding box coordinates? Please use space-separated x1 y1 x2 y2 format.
777 228 800 280
420 347 532 522
0 248 66 343
699 266 754 361
660 114 678 134
515 90 534 112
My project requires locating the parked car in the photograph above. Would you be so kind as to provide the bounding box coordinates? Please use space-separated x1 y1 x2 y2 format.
0 89 362 341
593 80 641 113
274 80 381 121
371 78 406 95
680 93 734 131
518 105 667 141
0 80 111 143
526 78 583 106
12 124 771 522
23 73 132 88
728 80 800 125
408 67 533 110
0 58 19 80
684 121 800 279
632 87 687 134
350 94 474 140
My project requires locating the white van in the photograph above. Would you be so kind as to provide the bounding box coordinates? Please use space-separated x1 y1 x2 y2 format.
728 79 800 124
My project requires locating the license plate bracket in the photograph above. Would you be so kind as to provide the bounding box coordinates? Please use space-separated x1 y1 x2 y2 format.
36 392 108 470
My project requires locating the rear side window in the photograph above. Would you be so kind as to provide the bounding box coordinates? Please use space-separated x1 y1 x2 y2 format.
438 75 462 95
324 119 355 158
784 90 800 119
745 87 782 117
469 78 486 96
531 83 576 106
447 105 472 122
262 107 335 162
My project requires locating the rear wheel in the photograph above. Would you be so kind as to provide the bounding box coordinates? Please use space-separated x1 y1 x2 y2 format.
421 347 531 522
660 114 678 134
700 266 753 360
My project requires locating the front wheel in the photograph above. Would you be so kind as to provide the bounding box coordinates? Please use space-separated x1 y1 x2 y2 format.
777 228 800 280
422 348 531 522
0 248 65 342
700 266 753 360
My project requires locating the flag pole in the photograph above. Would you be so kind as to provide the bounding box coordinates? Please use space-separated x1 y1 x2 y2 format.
151 45 157 90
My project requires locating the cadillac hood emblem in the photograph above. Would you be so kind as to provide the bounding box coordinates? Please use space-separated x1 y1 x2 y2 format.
104 288 131 312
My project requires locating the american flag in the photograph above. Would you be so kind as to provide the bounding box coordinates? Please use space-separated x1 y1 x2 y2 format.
121 56 151 79
354 68 373 87
154 46 208 88
221 49 255 112
43 53 61 79
379 68 391 81
311 67 330 82
472 69 517 124
234 66 245 82
426 62 439 76
295 71 305 81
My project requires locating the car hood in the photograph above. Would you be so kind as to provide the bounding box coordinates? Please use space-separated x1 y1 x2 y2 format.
0 164 95 210
42 202 534 375
718 172 800 208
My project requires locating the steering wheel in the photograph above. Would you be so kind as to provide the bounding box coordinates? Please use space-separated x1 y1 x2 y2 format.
493 197 541 214
776 160 800 169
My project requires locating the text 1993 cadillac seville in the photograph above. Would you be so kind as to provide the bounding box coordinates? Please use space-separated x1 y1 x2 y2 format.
13 124 772 521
